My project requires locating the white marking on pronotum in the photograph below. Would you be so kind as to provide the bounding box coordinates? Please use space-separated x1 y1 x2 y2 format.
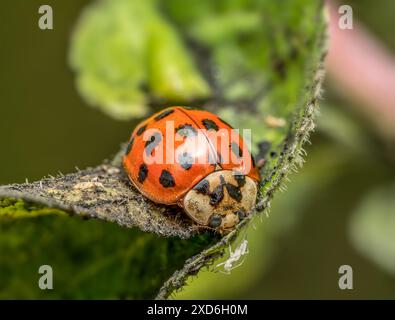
216 239 249 274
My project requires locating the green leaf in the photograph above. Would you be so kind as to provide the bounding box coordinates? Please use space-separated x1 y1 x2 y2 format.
1 0 327 299
0 202 216 299
69 0 210 120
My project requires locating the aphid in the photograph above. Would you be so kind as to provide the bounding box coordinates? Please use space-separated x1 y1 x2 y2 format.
123 107 261 233
216 239 249 274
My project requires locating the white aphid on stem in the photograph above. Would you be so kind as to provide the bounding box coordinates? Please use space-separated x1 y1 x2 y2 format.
216 239 249 274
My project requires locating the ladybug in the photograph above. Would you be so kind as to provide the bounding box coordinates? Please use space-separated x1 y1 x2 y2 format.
123 106 261 233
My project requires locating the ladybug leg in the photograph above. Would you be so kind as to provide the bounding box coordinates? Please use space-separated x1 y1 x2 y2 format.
196 224 225 235
197 224 213 232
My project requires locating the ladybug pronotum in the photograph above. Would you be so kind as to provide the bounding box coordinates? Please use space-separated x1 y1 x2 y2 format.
123 107 261 234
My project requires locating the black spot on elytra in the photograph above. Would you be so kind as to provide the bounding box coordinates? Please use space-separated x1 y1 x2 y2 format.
234 174 246 187
176 124 197 137
154 109 174 121
136 124 147 136
231 142 243 158
159 170 175 188
125 137 134 155
145 132 162 156
217 117 233 129
225 183 242 202
194 179 210 195
178 152 193 170
138 164 148 183
202 119 219 131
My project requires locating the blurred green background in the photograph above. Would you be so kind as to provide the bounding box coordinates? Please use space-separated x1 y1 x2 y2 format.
1 0 395 299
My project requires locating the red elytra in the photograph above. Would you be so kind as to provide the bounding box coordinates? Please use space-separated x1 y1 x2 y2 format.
123 106 261 205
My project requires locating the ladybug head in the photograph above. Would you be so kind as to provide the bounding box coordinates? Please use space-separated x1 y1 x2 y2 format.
182 170 258 234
